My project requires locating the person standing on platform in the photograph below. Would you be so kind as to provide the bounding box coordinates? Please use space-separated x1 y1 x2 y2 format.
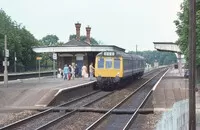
82 64 88 78
71 63 75 80
75 64 79 78
89 62 95 81
68 65 72 80
63 64 69 80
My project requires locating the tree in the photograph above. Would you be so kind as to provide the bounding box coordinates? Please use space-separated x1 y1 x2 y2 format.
174 0 200 65
128 51 177 66
69 34 99 45
38 35 60 68
40 35 59 46
0 9 39 72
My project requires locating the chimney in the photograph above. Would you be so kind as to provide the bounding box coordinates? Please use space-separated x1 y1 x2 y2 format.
86 26 91 44
75 22 81 41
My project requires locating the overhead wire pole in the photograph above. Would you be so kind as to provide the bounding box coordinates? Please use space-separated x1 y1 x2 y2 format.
188 0 196 129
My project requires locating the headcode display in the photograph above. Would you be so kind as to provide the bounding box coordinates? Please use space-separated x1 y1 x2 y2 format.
103 52 115 56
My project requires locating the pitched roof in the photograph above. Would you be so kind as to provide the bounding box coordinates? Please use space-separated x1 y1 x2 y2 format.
62 39 90 46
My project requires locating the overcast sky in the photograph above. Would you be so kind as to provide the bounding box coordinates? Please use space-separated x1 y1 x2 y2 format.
1 0 182 51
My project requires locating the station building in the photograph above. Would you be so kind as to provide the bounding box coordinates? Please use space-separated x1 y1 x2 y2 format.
32 23 125 72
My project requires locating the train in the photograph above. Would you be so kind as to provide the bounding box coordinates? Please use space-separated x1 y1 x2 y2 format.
94 51 146 90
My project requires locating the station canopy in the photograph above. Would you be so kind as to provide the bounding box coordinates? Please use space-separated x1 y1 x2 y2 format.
32 39 125 53
153 42 182 54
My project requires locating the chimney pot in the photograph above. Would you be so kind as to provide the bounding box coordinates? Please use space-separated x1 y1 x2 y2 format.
86 26 91 44
75 22 81 41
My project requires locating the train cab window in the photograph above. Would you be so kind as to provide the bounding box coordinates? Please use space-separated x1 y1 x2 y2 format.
114 58 120 69
106 58 112 69
98 58 104 68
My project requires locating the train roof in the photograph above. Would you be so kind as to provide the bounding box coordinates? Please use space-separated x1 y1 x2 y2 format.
96 51 145 60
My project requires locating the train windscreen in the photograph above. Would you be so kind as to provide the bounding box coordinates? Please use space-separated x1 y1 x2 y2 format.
98 58 104 68
105 58 112 69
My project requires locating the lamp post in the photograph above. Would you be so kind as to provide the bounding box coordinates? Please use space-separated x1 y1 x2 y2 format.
4 35 8 87
14 52 17 73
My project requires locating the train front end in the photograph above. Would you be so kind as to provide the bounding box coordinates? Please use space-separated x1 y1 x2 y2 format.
95 51 122 89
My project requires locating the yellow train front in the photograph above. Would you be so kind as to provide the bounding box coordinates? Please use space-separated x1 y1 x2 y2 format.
95 51 145 90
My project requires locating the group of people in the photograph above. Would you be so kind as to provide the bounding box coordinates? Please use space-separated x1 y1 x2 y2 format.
81 63 95 81
58 62 95 81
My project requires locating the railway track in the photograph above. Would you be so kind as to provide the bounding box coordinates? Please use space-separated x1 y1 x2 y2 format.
36 68 166 130
85 68 168 130
0 90 113 130
0 67 166 130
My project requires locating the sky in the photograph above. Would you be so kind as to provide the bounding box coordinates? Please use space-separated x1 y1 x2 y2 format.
0 0 183 51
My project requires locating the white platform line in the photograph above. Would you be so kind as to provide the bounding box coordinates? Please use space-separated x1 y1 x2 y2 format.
35 104 47 107
152 69 170 91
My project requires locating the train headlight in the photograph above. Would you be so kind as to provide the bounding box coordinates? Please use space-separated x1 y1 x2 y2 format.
117 72 119 76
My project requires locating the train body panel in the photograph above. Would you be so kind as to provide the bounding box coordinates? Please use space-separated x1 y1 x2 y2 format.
95 51 145 90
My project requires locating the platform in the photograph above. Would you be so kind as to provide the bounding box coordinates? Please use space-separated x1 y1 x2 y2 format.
0 77 96 109
152 68 188 109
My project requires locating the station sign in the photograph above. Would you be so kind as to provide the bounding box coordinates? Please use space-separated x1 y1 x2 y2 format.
5 49 9 57
53 53 57 60
36 57 42 60
3 61 9 66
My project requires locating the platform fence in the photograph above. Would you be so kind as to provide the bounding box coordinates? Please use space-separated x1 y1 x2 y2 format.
156 99 189 130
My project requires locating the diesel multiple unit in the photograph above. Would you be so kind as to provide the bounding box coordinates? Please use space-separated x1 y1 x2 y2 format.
95 51 145 89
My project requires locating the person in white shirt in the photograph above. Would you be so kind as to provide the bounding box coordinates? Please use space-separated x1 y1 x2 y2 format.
82 64 88 78
89 62 95 80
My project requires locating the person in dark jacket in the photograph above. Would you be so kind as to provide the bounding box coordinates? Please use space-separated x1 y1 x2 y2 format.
75 64 79 78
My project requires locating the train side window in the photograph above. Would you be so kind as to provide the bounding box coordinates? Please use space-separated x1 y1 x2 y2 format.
114 58 120 69
106 58 112 69
98 58 104 68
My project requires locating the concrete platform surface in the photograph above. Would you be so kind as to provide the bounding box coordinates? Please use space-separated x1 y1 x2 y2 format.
0 77 96 109
153 68 188 109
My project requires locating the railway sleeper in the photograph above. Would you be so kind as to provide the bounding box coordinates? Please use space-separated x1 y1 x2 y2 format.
49 107 154 114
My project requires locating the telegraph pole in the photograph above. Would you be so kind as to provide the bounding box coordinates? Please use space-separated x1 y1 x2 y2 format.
189 0 196 129
4 35 8 87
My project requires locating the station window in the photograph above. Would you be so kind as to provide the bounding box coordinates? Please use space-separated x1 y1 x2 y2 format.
114 58 120 69
106 58 113 69
98 58 104 68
